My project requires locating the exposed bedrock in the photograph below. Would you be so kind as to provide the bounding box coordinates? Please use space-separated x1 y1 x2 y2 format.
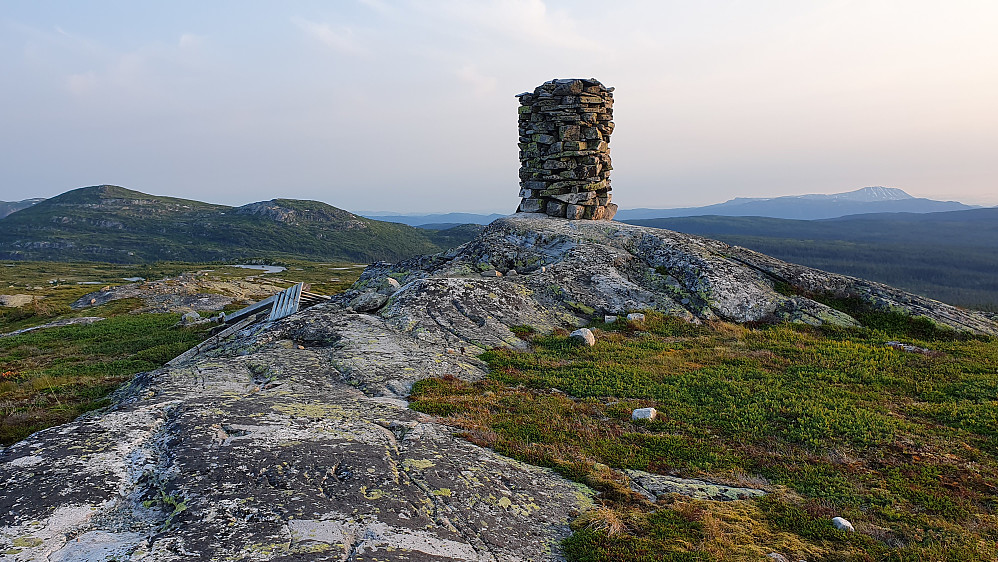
344 214 998 335
0 309 592 560
3 216 995 561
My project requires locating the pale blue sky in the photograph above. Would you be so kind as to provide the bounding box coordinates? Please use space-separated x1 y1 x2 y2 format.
2 1 996 212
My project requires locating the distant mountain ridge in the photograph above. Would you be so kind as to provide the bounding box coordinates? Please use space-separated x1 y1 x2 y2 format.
0 198 44 218
0 185 476 263
363 187 976 225
614 186 976 220
725 186 912 203
363 212 506 227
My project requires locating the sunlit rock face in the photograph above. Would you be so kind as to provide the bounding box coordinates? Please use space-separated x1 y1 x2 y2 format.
515 78 617 220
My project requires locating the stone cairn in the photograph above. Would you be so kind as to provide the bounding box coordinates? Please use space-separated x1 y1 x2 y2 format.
515 78 616 220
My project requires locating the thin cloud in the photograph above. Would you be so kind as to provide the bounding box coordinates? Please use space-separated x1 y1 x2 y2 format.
421 0 594 50
65 71 97 95
358 0 393 15
291 17 364 54
456 64 498 96
178 33 202 49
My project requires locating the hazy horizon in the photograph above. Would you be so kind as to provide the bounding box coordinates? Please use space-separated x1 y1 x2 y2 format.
4 184 990 217
3 1 997 212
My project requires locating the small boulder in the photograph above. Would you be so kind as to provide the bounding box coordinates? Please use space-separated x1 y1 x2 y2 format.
604 315 618 323
481 270 502 277
379 277 402 295
181 311 201 325
631 407 657 421
349 291 389 313
506 269 518 276
626 313 646 322
766 554 789 562
569 328 595 346
832 516 855 532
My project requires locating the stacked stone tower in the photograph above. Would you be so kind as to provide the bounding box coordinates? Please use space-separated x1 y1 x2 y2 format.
515 78 616 220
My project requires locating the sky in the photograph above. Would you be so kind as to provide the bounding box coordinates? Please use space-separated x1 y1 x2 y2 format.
2 0 997 213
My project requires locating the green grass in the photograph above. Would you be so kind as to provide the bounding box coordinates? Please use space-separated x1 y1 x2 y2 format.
0 259 364 446
0 312 211 444
410 312 998 560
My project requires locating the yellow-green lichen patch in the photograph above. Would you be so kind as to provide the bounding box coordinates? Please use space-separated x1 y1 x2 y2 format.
12 537 42 548
432 488 452 497
290 542 333 554
242 541 291 556
272 402 349 420
402 458 435 470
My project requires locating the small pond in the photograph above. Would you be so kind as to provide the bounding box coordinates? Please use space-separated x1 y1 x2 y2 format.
227 264 287 274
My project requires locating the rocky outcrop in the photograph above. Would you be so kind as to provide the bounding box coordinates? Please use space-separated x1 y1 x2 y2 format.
342 214 998 335
235 200 369 229
0 304 592 560
71 273 288 314
3 216 995 561
625 469 767 502
1 317 104 339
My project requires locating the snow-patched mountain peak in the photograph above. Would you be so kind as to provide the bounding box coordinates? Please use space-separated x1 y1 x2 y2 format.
827 186 913 202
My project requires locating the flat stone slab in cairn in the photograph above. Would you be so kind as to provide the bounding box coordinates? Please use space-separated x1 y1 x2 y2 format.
516 78 617 220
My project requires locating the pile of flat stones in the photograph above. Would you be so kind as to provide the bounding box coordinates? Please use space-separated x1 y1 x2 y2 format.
515 78 617 220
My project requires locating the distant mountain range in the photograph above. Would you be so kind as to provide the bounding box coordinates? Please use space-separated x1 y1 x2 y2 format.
615 186 978 220
360 187 978 225
5 185 995 307
0 185 479 263
362 212 506 229
0 198 45 218
624 208 998 309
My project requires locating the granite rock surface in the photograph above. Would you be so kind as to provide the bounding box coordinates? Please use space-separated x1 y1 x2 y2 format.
3 215 996 560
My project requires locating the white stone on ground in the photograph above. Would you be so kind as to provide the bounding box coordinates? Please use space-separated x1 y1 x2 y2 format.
626 312 645 322
832 516 855 532
631 407 657 421
569 328 595 346
604 315 618 323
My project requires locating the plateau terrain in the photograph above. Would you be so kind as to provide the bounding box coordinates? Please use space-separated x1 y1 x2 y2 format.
2 214 997 560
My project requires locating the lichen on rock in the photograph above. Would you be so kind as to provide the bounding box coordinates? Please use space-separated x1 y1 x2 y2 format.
2 214 995 561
